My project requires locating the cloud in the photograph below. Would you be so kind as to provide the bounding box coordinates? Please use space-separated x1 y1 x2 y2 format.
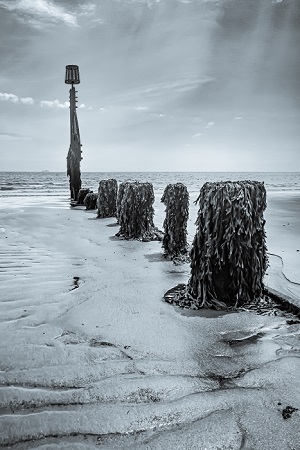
40 100 92 109
193 133 202 137
205 121 215 128
20 97 35 104
78 3 96 16
0 131 30 140
0 0 78 27
0 92 19 103
40 99 69 109
0 92 34 104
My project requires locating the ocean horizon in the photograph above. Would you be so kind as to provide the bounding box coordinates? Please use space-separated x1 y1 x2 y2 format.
1 171 300 198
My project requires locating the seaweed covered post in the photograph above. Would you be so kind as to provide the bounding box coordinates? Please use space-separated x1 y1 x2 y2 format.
97 179 118 218
187 181 268 308
84 192 98 210
77 188 91 205
161 183 189 260
164 181 268 310
116 181 163 241
65 65 82 201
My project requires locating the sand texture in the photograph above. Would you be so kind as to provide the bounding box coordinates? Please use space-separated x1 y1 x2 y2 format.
0 192 300 449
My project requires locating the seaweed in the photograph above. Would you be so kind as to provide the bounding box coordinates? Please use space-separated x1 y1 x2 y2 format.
97 179 118 218
161 183 189 260
116 181 163 241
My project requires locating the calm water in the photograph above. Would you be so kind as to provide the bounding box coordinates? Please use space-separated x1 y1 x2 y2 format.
0 172 300 197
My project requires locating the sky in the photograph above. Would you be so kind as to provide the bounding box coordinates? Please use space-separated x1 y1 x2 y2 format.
0 0 299 172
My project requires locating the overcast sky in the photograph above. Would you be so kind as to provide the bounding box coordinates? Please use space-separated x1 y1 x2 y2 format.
0 0 299 172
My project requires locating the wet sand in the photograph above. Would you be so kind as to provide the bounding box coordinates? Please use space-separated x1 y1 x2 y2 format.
0 191 300 449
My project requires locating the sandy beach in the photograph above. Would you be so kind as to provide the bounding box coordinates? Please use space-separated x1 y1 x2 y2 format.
0 189 300 449
0 0 299 445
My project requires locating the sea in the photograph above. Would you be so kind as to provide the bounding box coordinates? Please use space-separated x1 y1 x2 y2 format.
0 171 300 198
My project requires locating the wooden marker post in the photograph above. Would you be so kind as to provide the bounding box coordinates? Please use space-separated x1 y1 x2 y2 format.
65 65 82 202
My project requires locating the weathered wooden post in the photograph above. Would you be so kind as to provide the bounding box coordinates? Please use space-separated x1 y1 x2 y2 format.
97 179 118 218
77 188 91 205
65 65 82 201
165 181 268 309
84 192 98 210
116 181 163 241
161 183 189 260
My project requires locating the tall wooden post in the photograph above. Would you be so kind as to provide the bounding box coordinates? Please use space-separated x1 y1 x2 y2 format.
65 65 82 201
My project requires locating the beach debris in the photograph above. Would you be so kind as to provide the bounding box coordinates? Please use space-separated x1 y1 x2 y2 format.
286 319 300 325
77 188 92 205
89 339 115 347
97 179 118 218
116 181 163 241
65 65 82 201
164 181 268 309
126 388 161 403
84 192 97 210
161 183 189 262
69 276 80 291
282 405 298 420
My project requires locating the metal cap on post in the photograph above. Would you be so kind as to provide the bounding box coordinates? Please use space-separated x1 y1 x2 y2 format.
65 65 80 85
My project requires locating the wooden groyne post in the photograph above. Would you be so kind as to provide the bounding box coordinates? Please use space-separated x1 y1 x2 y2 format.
187 181 268 308
97 179 118 218
65 65 82 201
161 183 189 260
164 181 268 310
116 181 163 241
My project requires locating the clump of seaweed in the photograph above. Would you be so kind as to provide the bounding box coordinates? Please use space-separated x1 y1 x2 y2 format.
97 179 118 218
161 183 189 261
164 181 268 310
84 192 97 210
116 181 163 241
